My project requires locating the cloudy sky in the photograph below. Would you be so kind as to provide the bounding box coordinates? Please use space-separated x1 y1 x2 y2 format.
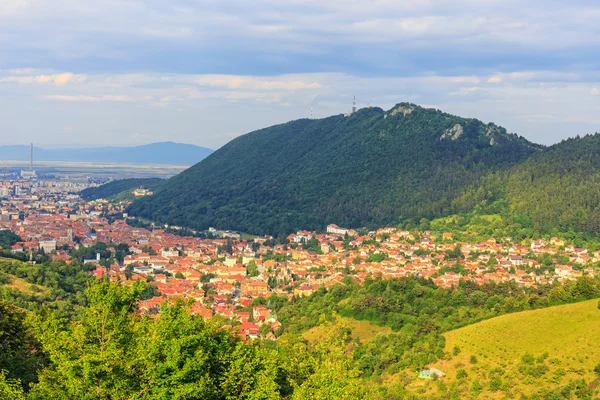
1 0 599 149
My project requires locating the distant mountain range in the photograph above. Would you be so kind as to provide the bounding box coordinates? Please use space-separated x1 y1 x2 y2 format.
127 103 554 235
0 142 213 166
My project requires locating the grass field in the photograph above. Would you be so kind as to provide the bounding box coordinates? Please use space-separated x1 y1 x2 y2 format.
6 276 47 296
303 316 392 344
1 272 48 297
413 299 600 398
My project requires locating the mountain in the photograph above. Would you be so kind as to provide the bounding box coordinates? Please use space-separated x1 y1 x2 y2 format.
80 178 165 201
453 133 600 235
0 142 213 166
127 103 540 235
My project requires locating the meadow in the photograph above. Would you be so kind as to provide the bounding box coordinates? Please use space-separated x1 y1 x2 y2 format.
413 299 600 398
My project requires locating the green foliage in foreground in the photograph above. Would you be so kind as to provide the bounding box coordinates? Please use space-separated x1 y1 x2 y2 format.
1 280 372 399
1 260 600 399
0 302 47 390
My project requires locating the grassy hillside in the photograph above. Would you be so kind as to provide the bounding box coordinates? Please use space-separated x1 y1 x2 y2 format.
303 316 392 345
417 299 600 398
80 178 164 201
129 103 538 235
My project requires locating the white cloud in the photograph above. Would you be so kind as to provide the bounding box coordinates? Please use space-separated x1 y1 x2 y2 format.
45 94 131 102
192 75 322 91
0 72 84 85
488 75 502 83
0 67 598 148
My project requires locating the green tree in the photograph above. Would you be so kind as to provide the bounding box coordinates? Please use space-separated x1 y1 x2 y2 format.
291 318 372 400
29 280 284 399
30 280 145 399
0 300 47 390
0 370 25 400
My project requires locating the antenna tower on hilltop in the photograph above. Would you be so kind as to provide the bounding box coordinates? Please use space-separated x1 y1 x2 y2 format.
352 95 357 114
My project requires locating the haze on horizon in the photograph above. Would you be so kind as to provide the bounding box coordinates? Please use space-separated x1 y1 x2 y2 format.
0 0 599 150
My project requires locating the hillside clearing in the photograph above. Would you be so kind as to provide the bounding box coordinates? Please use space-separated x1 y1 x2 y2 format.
419 299 600 398
303 316 392 344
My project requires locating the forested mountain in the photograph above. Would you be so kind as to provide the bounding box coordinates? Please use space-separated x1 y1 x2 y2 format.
453 133 600 235
128 104 539 235
0 142 213 166
80 178 165 200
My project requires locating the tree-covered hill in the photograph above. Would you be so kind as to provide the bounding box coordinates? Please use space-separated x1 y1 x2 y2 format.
453 133 600 235
80 178 165 201
128 103 539 235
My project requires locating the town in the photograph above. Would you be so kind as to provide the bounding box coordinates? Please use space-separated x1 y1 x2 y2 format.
0 178 597 342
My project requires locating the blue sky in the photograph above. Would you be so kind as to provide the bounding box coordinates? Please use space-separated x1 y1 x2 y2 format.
0 0 599 149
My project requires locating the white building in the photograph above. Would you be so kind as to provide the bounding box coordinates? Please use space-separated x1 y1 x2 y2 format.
39 240 57 253
327 224 349 236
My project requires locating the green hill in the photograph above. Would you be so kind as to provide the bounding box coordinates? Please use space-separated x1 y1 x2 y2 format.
453 133 600 236
128 103 538 235
80 178 165 201
418 299 600 398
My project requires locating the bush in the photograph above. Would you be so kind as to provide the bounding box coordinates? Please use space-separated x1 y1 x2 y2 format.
452 346 461 356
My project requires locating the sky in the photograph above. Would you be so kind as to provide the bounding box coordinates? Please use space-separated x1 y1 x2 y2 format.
0 0 599 149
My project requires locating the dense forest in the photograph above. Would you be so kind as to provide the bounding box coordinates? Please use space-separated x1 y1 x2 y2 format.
127 104 538 235
453 133 600 235
80 178 165 201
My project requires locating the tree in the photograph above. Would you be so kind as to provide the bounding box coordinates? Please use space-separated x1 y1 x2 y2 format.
30 280 145 399
452 346 461 356
289 316 372 400
29 280 284 399
0 370 25 400
124 265 134 280
0 300 47 390
246 261 259 277
175 271 185 279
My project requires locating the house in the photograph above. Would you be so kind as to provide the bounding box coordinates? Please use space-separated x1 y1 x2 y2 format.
238 322 260 340
294 285 317 297
509 256 524 266
252 305 270 322
39 239 57 253
419 368 444 379
327 224 350 236
83 252 101 265
555 264 573 279
242 279 268 294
